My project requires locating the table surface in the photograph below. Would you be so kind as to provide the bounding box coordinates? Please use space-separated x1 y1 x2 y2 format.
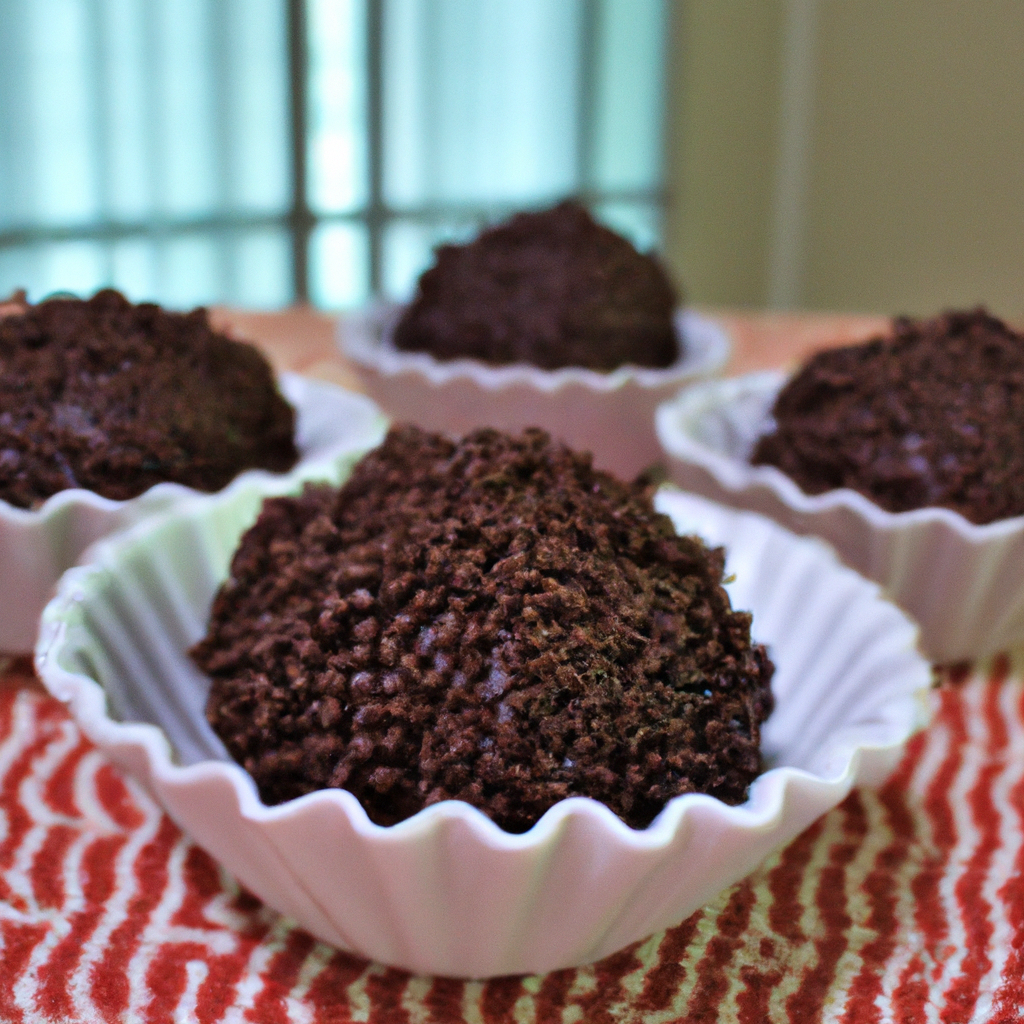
209 304 891 383
5 307 1020 1024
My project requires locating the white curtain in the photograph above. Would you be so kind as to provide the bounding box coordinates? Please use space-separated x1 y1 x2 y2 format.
0 0 667 310
0 0 292 308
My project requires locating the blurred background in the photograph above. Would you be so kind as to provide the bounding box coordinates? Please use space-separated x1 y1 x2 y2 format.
1 0 1022 319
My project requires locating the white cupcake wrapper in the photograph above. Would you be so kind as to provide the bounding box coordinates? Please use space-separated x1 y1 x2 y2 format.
36 466 930 978
656 372 1024 663
0 373 387 653
338 303 730 479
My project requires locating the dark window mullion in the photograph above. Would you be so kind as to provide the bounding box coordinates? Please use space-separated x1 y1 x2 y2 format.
287 0 311 303
0 185 669 251
0 211 291 250
366 0 384 297
576 0 600 206
654 0 672 240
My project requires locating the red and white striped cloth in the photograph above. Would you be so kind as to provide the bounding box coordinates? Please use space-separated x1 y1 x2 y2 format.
1 655 1023 1023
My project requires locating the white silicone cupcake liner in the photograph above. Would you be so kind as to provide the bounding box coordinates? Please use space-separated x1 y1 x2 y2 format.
656 372 1024 664
36 466 930 979
0 373 387 653
338 302 730 479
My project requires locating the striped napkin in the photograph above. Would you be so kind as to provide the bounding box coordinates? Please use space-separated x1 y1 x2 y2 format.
1 657 1021 1023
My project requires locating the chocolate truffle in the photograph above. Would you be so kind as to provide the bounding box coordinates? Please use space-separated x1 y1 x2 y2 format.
392 201 680 372
752 308 1024 524
194 425 774 832
0 289 297 508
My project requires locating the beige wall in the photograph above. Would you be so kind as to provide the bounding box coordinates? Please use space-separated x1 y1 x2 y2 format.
663 1 783 308
665 0 1024 319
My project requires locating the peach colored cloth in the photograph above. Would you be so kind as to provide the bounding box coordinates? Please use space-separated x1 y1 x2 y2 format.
212 304 890 383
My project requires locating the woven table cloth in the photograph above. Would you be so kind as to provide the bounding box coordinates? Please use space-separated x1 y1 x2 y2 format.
1 655 1022 1024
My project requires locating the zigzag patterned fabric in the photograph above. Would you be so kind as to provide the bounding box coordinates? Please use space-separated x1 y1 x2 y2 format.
1 656 1023 1023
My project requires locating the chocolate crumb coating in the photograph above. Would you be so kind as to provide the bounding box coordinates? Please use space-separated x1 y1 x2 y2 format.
752 308 1024 524
195 425 774 832
0 289 297 508
392 200 680 372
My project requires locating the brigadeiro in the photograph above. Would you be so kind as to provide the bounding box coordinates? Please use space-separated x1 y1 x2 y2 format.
0 289 297 509
193 424 774 833
752 308 1024 525
392 200 680 372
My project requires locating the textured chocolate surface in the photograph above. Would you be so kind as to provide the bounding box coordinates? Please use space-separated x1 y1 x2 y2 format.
752 309 1024 524
0 289 297 508
195 425 774 832
392 201 680 371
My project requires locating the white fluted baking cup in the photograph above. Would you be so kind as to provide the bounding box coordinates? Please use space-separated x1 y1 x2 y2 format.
656 372 1024 664
338 303 730 479
35 466 929 978
0 373 387 653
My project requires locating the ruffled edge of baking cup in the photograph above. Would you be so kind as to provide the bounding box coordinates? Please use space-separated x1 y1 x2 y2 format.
37 470 930 977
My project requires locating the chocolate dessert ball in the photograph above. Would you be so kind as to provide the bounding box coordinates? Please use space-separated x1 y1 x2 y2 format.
393 201 680 372
0 289 297 508
195 425 774 832
752 308 1024 524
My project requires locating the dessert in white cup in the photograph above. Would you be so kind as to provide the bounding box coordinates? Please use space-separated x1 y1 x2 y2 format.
0 372 386 652
36 453 929 976
340 202 729 480
657 369 1024 664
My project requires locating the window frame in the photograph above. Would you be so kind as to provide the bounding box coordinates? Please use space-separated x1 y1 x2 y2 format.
0 0 667 307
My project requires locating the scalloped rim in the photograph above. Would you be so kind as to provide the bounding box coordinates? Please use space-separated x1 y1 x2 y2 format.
35 487 930 855
34 481 932 975
656 371 1024 543
338 303 731 394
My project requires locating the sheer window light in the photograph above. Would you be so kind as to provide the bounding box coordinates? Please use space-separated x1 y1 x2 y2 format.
0 0 668 311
